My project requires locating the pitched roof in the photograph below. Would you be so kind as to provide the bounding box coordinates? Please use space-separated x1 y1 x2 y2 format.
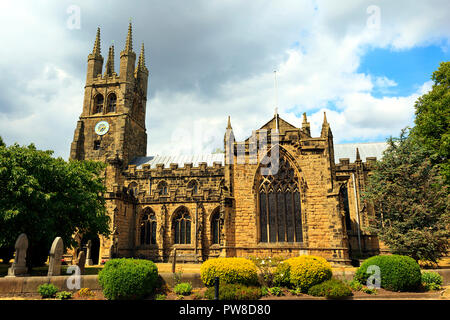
129 142 388 169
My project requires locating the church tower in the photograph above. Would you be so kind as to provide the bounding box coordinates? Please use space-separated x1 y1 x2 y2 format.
70 23 149 166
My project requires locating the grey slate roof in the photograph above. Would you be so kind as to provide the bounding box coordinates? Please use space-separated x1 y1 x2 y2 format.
129 142 388 169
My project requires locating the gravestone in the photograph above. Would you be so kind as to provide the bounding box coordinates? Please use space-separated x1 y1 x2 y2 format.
86 240 93 266
47 237 63 276
6 233 29 277
76 251 86 275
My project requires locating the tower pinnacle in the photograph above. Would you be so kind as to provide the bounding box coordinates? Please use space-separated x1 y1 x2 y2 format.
124 22 133 53
92 27 101 57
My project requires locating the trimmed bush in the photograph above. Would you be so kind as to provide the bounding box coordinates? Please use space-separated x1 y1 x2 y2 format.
98 258 159 300
273 261 291 287
308 279 353 299
421 271 443 290
174 282 193 296
38 284 59 299
354 255 421 292
204 283 263 300
283 255 333 292
56 291 72 300
200 257 259 287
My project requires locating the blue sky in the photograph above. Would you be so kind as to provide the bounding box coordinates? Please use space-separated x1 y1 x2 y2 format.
0 0 449 159
359 45 450 98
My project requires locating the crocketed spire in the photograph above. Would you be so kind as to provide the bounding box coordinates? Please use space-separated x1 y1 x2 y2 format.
136 43 148 73
104 44 115 76
124 21 133 53
92 27 101 57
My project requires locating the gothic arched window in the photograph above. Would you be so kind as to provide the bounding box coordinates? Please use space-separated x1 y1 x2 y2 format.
140 208 157 245
157 181 168 196
107 93 117 113
94 94 104 114
211 208 221 244
173 207 191 244
188 180 199 195
340 185 352 232
256 156 303 243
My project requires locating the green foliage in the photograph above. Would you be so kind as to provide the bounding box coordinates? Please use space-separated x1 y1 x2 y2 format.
268 286 283 296
98 258 159 300
249 256 285 287
363 129 449 263
412 61 450 184
0 143 110 268
56 291 72 300
283 255 333 292
273 261 291 287
155 294 166 300
348 279 363 291
204 283 263 300
261 286 269 296
307 279 353 299
289 287 303 295
361 287 377 295
354 255 421 292
200 257 259 287
421 271 443 290
174 282 193 296
77 288 95 297
37 283 59 298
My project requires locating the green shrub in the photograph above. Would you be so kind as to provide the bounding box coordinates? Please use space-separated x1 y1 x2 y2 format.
77 288 95 297
56 291 72 300
37 284 59 298
261 286 269 296
174 282 193 296
155 294 166 300
268 286 283 296
308 279 353 299
200 257 259 287
98 258 159 300
361 287 377 295
249 256 285 287
354 255 421 292
204 283 263 300
349 279 363 291
273 261 291 287
283 255 333 292
421 271 443 290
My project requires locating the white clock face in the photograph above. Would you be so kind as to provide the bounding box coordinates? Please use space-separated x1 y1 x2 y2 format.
94 121 110 136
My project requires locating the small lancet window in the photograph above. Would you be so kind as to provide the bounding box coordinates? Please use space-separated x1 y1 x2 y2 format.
107 93 117 113
94 94 104 114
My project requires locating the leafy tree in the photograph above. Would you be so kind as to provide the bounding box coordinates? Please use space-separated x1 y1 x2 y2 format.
364 129 449 263
412 61 450 184
0 141 110 268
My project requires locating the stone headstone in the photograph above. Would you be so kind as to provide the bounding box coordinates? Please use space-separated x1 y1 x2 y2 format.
47 237 64 276
6 233 29 277
76 250 86 275
86 240 93 266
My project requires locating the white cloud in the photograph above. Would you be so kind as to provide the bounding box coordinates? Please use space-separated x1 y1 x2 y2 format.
0 1 448 159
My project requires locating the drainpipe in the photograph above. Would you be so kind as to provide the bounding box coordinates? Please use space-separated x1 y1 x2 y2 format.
352 173 362 255
195 201 198 261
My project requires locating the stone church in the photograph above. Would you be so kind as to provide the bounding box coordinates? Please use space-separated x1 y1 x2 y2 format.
69 24 387 266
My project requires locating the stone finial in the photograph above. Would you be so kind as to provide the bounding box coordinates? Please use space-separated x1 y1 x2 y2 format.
104 44 115 76
92 27 101 57
124 21 133 53
227 116 232 130
47 237 64 276
356 147 361 161
323 111 328 125
136 43 148 73
6 233 29 277
302 112 308 124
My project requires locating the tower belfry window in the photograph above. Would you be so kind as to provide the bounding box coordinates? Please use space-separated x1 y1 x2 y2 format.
107 93 117 113
94 94 104 114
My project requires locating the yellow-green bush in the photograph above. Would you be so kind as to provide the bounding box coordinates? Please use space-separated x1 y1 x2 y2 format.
200 257 259 287
284 255 332 292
